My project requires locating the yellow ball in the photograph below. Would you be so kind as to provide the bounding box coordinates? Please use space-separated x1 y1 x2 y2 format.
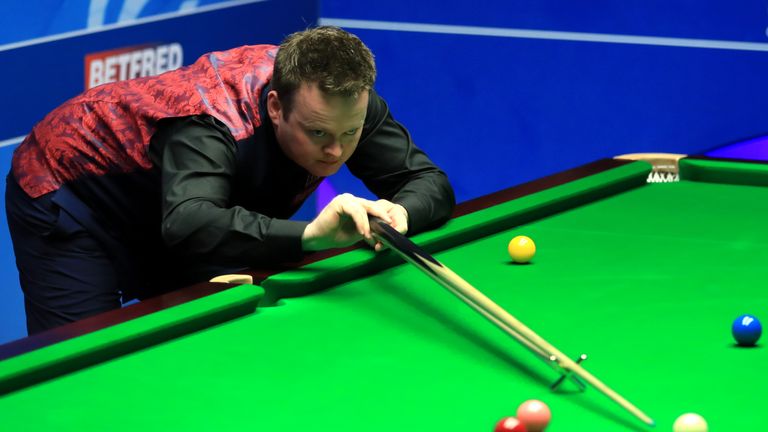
673 413 708 432
508 235 536 263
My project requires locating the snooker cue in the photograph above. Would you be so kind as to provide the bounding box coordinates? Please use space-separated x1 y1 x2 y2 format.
369 218 655 428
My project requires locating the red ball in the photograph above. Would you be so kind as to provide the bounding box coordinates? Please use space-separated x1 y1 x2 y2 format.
516 400 551 432
494 416 527 432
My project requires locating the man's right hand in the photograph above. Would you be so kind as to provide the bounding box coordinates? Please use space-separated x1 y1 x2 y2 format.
301 193 392 252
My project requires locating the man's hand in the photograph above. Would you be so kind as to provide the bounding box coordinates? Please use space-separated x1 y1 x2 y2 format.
370 199 408 251
301 194 390 251
301 194 409 252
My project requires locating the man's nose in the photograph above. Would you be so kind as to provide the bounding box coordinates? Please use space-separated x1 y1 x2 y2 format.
324 140 342 158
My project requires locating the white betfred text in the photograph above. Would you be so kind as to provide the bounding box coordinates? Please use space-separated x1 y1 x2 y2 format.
86 43 183 89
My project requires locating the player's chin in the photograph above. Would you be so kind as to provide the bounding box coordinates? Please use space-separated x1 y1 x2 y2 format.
312 161 342 176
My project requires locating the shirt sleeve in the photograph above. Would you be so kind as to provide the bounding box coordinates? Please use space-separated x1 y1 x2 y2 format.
347 90 456 234
149 115 308 265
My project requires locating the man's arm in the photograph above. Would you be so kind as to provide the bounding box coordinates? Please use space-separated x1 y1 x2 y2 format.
346 90 456 235
149 115 394 264
149 115 308 264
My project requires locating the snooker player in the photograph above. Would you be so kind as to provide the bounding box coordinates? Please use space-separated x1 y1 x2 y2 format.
5 26 455 335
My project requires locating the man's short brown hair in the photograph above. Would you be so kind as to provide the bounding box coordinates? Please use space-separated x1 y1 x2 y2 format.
272 26 376 116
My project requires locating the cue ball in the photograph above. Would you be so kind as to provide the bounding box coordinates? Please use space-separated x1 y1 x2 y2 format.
494 416 527 432
672 413 708 432
508 236 536 263
732 314 762 346
516 400 550 431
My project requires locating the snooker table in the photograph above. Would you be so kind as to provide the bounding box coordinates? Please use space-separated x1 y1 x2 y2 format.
2 156 768 431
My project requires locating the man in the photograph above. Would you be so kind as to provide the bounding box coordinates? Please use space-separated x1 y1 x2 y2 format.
5 26 454 335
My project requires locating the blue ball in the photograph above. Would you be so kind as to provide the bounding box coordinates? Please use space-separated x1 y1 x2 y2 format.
732 314 762 346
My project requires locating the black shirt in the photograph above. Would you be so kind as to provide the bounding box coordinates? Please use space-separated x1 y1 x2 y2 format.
148 88 455 268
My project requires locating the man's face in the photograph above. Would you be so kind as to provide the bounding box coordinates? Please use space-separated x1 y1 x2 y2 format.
267 82 368 177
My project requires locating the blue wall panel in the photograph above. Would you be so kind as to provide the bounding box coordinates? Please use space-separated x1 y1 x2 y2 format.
319 2 768 201
321 0 768 41
369 31 768 200
0 1 252 45
0 147 25 342
0 1 317 139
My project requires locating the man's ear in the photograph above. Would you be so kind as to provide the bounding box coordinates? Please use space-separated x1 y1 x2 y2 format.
267 90 282 125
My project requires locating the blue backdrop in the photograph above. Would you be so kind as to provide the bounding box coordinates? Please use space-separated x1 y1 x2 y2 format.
318 0 768 202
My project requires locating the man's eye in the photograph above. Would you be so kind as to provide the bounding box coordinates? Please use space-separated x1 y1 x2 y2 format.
311 130 326 137
344 128 358 136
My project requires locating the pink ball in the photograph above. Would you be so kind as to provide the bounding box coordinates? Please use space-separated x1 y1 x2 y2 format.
516 400 551 432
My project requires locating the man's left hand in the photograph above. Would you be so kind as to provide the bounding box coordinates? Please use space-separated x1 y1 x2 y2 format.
370 200 408 252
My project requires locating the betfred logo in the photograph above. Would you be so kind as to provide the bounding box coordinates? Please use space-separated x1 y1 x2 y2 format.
85 43 184 89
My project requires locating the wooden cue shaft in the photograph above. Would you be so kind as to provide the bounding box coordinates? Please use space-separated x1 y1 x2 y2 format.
442 283 589 390
370 219 655 427
422 268 592 386
427 261 655 427
439 277 550 359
